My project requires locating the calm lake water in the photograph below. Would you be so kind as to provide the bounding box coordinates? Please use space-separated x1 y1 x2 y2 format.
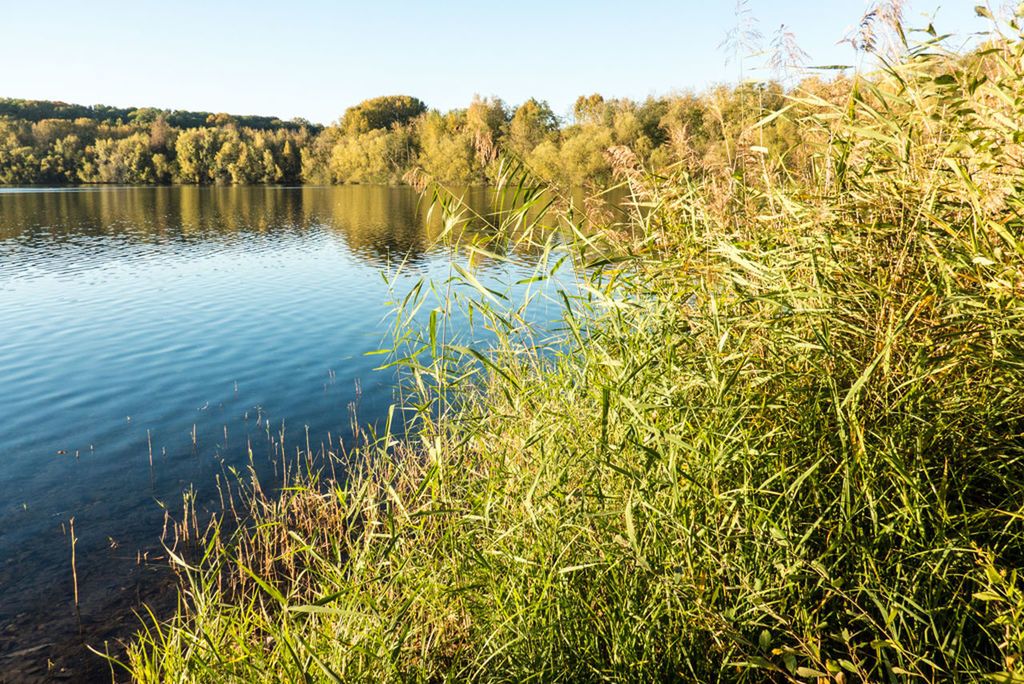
0 185 550 678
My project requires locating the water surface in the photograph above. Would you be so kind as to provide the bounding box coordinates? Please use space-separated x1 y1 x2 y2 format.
0 185 542 678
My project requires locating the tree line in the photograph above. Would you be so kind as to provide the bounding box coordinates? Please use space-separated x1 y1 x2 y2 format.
0 98 316 132
0 83 849 187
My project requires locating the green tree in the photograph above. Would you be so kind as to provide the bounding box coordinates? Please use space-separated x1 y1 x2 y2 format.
508 98 558 157
149 116 173 152
231 143 264 184
206 112 239 129
329 129 391 183
556 124 613 185
416 110 481 185
39 134 85 183
175 127 223 183
340 95 427 136
573 94 607 125
279 139 300 183
465 95 508 176
213 130 243 184
80 133 155 183
300 127 341 185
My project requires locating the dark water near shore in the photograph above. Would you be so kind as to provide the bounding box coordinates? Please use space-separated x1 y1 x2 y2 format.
0 185 546 681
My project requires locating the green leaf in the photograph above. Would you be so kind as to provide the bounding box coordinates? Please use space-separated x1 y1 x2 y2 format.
973 591 1004 602
236 561 286 604
985 672 1024 683
428 308 438 358
796 667 829 678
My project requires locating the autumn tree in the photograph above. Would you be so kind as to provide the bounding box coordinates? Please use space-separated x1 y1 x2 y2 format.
175 128 223 183
573 94 607 125
508 99 558 157
340 96 427 136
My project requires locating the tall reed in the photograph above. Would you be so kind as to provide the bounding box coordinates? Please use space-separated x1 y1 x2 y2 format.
124 19 1024 683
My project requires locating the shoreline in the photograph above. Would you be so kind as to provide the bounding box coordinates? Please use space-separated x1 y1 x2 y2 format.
0 554 176 683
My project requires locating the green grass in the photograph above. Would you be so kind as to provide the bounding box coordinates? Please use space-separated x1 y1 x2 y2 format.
122 22 1024 683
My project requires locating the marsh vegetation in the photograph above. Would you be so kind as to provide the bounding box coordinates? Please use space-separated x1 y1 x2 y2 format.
118 8 1024 683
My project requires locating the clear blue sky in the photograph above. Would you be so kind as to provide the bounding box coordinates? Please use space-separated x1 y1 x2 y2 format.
1 1 989 125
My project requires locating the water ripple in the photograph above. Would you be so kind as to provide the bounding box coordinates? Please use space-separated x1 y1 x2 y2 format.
0 186 543 635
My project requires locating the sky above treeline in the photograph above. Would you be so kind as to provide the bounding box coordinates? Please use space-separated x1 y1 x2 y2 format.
3 1 992 125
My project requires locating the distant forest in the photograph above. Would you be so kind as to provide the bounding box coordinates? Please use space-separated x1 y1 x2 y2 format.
0 82 847 187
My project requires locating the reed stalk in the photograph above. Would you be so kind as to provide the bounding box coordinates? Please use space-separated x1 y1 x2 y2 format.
123 19 1024 683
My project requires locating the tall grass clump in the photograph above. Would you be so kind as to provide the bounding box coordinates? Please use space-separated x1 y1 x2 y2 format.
125 19 1024 683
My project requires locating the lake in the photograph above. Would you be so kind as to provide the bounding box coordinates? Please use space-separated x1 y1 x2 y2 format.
0 185 549 680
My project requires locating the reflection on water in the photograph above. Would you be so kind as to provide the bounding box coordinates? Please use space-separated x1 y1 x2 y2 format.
0 185 541 678
1 185 441 272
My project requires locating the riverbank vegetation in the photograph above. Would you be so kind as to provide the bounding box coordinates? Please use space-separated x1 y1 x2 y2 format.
123 9 1024 683
2 79 816 189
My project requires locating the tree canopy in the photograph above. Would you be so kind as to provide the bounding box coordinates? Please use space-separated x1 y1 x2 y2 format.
0 76 858 188
339 96 428 136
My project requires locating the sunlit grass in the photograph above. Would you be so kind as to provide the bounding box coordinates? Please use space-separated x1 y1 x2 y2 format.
123 21 1024 683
